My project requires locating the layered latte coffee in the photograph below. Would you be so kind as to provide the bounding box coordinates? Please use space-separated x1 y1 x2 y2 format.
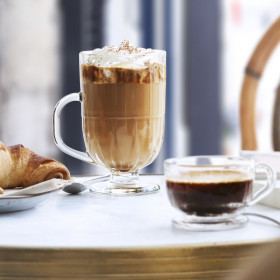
80 41 166 172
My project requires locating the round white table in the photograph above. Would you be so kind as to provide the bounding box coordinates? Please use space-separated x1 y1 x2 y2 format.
0 175 279 280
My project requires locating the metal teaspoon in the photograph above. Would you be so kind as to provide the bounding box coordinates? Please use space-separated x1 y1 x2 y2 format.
63 175 110 194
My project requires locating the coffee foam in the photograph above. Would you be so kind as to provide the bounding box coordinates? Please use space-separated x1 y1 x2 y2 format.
86 40 165 69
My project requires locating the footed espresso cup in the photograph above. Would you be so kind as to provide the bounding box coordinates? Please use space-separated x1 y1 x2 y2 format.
53 42 166 195
164 156 276 231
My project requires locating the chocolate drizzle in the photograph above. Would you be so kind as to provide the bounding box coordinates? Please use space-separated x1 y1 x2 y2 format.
81 63 166 84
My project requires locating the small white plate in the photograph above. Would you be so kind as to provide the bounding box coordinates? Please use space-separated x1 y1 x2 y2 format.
0 179 71 213
0 188 61 213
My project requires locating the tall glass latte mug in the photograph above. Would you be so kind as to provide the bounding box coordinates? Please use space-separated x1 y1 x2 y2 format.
53 43 166 195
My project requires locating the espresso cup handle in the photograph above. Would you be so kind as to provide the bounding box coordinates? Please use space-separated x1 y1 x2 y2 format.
53 93 93 163
247 163 277 206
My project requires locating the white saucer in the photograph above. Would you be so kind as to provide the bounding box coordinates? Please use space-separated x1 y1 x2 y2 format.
0 179 70 213
0 188 61 213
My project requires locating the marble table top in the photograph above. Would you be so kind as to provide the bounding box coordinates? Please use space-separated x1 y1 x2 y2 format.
0 175 280 249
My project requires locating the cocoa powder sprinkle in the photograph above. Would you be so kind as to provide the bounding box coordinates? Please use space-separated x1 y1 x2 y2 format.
115 40 139 54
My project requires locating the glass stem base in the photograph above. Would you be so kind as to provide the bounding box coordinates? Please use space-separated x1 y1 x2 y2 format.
172 214 248 231
89 171 160 196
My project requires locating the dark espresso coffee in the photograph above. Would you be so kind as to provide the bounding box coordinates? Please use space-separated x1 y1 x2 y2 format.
166 172 253 216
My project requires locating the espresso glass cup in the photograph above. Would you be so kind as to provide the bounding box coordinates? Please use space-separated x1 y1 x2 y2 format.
164 156 276 230
53 49 166 195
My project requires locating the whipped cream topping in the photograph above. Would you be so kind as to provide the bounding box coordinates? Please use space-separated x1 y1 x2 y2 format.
86 41 165 69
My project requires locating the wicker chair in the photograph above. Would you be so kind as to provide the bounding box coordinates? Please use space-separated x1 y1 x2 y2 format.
240 17 280 151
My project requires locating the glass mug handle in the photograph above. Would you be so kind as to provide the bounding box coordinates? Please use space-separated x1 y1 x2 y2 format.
53 92 93 163
247 162 277 206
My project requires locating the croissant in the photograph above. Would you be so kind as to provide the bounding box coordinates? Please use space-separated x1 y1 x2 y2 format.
0 141 71 190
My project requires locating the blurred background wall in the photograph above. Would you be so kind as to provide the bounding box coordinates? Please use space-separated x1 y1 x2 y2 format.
0 0 280 175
